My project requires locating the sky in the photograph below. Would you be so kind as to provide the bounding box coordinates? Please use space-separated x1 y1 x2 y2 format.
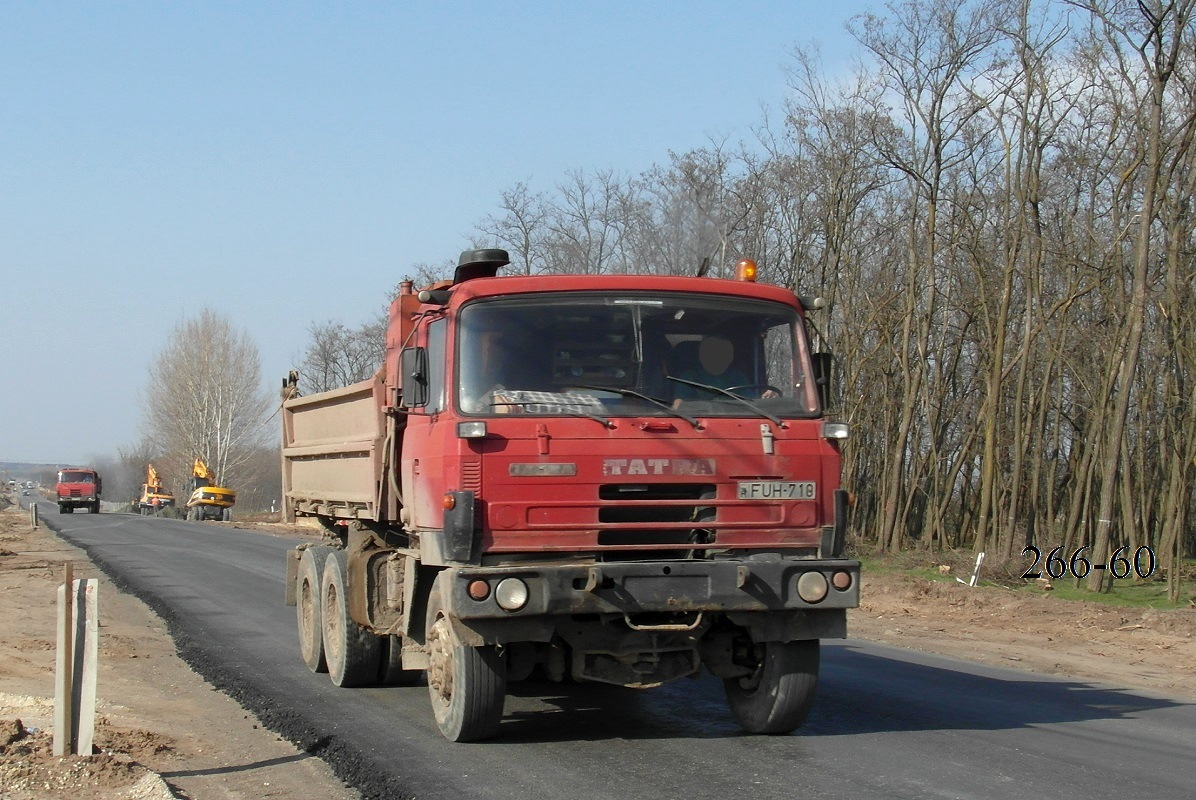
0 1 876 465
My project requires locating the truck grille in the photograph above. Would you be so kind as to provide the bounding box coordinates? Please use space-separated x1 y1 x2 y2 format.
461 458 482 492
596 483 715 548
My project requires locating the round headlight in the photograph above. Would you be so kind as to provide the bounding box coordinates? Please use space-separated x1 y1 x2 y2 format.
494 578 529 611
796 571 829 604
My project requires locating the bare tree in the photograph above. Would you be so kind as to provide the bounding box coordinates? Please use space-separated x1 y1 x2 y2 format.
477 183 550 275
142 309 272 496
629 144 752 277
849 0 1009 551
294 317 386 394
1070 0 1196 590
113 437 166 504
539 168 636 275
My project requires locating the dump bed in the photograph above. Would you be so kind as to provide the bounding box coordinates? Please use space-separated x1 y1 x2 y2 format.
281 375 387 521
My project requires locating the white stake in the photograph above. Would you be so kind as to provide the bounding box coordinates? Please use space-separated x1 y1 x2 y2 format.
956 552 986 588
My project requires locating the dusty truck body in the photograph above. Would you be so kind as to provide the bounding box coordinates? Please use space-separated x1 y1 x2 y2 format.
56 467 102 514
282 249 859 741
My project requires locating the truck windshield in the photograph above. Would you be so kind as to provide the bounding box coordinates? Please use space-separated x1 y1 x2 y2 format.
456 292 819 418
59 471 94 483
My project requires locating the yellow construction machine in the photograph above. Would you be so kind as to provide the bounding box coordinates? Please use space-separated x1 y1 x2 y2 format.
133 464 176 515
185 457 236 521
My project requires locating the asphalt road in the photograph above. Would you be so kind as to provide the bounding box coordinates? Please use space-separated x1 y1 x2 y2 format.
26 498 1196 800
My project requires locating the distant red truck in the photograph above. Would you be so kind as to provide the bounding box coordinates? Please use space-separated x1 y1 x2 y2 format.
56 467 102 514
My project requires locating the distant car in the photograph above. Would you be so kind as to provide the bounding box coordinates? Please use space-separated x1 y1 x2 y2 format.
22 489 29 496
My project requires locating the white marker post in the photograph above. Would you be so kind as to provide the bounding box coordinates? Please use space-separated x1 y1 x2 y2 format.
956 552 986 588
54 567 98 756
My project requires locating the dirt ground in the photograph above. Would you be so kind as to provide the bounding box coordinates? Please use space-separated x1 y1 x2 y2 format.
0 502 361 800
849 561 1196 699
1 501 1194 799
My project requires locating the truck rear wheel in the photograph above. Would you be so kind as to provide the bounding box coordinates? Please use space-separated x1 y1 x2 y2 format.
425 573 506 742
321 548 381 687
724 639 819 735
296 547 331 673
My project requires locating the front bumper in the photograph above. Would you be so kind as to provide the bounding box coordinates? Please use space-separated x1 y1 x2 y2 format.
443 558 860 620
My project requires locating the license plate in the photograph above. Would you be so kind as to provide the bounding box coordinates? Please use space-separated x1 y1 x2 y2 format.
737 481 816 500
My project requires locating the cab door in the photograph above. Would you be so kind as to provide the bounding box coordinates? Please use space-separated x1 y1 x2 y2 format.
400 318 449 532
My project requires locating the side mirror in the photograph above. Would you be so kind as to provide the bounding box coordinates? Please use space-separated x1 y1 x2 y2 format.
812 352 834 411
400 347 428 408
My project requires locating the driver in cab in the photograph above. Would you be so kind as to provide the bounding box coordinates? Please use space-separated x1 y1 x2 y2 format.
670 335 778 405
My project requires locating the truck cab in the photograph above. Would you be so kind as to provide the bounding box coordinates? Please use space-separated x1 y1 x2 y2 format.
56 468 102 514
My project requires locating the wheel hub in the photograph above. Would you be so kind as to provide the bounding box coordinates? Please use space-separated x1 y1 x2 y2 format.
324 584 342 663
735 642 766 692
299 581 315 645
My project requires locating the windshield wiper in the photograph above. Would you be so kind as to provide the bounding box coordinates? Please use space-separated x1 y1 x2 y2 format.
666 377 784 426
574 384 701 429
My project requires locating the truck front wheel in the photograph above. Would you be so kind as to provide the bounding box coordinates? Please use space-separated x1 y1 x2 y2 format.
296 547 332 673
321 548 381 687
724 638 819 735
425 574 506 742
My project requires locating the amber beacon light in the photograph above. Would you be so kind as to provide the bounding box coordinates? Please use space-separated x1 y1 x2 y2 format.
736 259 758 281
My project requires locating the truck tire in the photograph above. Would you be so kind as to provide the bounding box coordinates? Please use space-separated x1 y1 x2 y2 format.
379 635 422 686
296 547 332 673
92 502 100 514
724 638 819 735
60 505 72 514
425 573 506 742
321 548 381 687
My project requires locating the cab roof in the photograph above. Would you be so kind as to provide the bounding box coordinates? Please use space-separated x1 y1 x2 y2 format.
444 274 804 310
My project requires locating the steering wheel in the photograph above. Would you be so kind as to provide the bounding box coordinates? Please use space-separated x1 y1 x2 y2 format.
724 384 783 397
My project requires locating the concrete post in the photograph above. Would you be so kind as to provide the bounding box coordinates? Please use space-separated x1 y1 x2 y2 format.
54 571 98 756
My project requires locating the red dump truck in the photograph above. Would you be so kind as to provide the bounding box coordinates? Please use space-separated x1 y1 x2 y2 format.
282 249 859 741
56 467 102 514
